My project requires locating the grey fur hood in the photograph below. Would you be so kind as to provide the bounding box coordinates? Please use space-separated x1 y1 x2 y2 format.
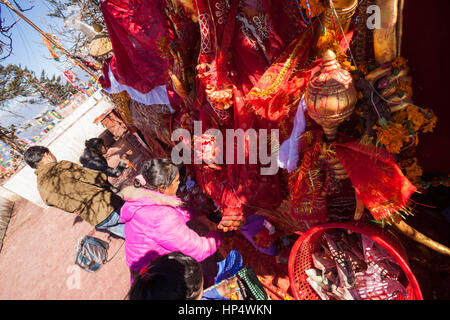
120 185 183 208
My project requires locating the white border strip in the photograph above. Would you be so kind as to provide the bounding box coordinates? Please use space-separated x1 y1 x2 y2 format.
102 66 174 113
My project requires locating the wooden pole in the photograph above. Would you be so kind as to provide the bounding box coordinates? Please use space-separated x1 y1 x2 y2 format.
24 72 65 104
0 0 99 79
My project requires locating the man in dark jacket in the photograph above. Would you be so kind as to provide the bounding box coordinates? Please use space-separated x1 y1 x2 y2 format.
24 145 125 238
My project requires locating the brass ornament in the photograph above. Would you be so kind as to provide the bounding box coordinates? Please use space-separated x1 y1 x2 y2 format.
321 0 358 33
305 50 357 181
305 49 357 142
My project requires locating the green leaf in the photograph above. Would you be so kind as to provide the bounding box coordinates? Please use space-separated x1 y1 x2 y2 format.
378 117 388 126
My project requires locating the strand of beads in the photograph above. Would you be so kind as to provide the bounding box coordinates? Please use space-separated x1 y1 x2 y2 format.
305 0 312 25
295 0 313 26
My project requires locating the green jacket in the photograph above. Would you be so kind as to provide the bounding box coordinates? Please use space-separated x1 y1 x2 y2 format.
35 160 124 226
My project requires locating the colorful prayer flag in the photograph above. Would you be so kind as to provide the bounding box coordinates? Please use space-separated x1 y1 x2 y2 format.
63 70 89 95
41 35 60 61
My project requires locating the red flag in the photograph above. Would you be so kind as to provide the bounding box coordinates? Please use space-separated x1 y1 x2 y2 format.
63 70 88 95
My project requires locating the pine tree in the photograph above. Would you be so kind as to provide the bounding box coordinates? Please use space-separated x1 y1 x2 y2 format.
39 70 46 84
0 63 77 154
0 64 33 104
0 126 24 155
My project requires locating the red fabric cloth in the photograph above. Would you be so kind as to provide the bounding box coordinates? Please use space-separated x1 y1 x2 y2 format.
289 130 329 223
80 59 101 72
289 130 417 223
245 22 355 123
336 142 417 221
245 30 319 123
191 0 313 222
195 0 240 111
219 22 355 222
96 0 316 222
97 0 363 229
99 0 170 94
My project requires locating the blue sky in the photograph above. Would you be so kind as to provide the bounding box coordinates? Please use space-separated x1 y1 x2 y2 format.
0 0 79 78
0 1 98 165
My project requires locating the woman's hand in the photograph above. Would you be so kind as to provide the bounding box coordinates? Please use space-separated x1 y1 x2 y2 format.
195 215 218 233
120 150 133 161
217 215 245 232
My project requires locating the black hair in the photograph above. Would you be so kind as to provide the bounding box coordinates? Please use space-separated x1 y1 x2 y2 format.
134 158 179 191
178 164 187 183
79 138 105 166
23 146 50 169
85 138 104 154
128 252 203 300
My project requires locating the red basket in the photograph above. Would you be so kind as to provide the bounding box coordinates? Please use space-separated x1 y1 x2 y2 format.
288 222 423 300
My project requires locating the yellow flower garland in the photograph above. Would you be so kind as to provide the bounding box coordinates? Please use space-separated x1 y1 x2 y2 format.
392 105 437 134
373 121 409 154
373 103 437 186
316 29 355 71
422 109 437 133
395 80 413 98
357 56 440 192
392 57 408 70
400 157 423 186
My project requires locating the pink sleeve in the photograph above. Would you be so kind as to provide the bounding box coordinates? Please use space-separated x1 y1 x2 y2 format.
178 207 195 222
154 207 222 262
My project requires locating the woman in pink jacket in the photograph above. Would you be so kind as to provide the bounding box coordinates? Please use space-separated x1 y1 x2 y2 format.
120 159 222 278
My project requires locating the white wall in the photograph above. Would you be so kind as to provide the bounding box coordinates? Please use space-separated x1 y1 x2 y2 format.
3 91 115 207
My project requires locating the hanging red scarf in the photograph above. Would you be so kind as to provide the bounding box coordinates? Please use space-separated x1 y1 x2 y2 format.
99 0 170 94
245 22 355 123
195 0 239 111
245 28 318 122
336 141 417 221
289 130 416 223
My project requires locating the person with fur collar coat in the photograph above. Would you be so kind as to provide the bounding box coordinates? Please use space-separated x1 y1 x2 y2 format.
120 159 222 277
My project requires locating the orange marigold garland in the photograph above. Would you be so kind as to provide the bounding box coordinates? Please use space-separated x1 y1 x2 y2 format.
391 57 408 70
399 157 423 187
405 105 425 131
422 108 437 133
372 121 409 154
362 53 439 190
391 105 437 136
316 29 355 71
340 59 356 72
395 80 413 99
317 29 339 54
